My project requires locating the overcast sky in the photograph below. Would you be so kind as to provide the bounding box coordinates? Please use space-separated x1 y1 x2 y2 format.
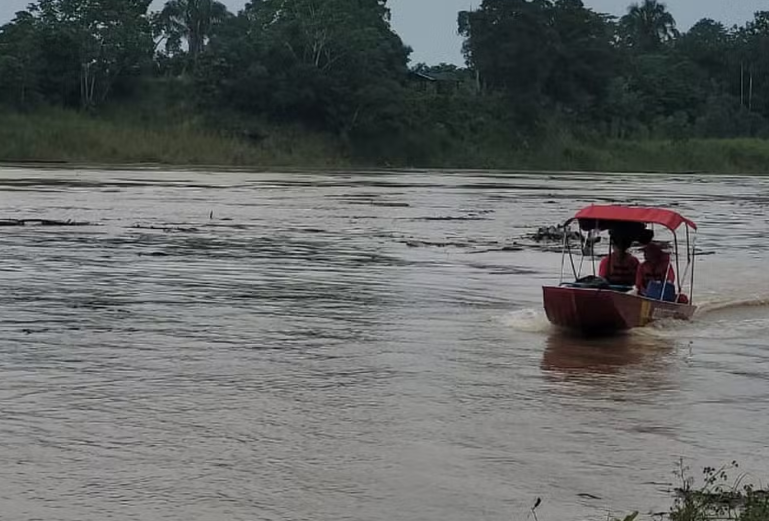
1 0 766 64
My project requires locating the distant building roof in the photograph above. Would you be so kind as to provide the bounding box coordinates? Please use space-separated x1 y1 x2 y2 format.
431 71 460 82
409 71 437 82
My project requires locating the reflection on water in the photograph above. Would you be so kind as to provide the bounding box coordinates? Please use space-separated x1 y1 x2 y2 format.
540 331 679 403
541 331 674 376
0 167 768 521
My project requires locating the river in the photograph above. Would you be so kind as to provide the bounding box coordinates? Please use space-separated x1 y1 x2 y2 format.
0 167 767 521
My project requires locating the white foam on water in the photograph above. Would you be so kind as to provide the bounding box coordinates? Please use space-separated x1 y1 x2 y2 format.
512 292 769 337
503 308 553 334
622 293 769 344
695 294 769 317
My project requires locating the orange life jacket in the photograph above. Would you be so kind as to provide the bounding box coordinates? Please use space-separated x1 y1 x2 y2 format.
600 253 639 286
638 255 675 292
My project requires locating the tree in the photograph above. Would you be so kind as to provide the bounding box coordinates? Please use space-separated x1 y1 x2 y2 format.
731 12 769 115
458 0 619 120
677 19 732 77
198 0 410 138
619 0 678 52
0 11 44 106
629 53 706 121
157 0 231 72
547 0 619 111
22 0 155 109
459 0 557 103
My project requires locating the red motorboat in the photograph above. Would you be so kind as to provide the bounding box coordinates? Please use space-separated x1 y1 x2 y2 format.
543 205 698 335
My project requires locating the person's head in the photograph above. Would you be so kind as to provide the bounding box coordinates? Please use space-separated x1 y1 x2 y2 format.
610 232 631 254
642 242 665 263
638 229 654 246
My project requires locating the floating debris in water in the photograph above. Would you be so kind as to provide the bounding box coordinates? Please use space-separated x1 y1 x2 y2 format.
400 239 472 248
529 225 588 244
0 218 92 227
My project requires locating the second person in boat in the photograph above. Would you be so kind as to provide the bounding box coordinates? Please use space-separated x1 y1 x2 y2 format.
635 241 676 298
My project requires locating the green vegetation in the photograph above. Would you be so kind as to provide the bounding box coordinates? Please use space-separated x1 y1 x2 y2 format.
6 107 769 173
607 461 769 521
667 461 769 521
4 0 769 172
0 107 347 167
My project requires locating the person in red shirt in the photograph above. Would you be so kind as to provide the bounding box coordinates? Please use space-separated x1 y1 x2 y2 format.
598 233 639 287
635 241 675 296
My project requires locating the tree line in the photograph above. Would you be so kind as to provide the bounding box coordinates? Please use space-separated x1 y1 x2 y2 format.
455 0 769 140
2 0 769 161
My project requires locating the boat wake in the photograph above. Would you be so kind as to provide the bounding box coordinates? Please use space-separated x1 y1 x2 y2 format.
505 294 769 339
504 307 695 338
503 308 553 334
694 294 769 317
620 294 769 343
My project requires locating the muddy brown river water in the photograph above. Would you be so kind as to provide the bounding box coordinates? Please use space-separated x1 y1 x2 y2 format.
0 167 767 521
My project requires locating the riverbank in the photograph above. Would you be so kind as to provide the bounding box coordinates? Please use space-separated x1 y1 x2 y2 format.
0 108 349 169
612 461 769 521
3 108 769 174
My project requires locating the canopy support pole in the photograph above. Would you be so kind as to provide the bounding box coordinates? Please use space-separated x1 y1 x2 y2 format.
689 228 696 304
560 224 567 284
660 258 672 302
566 222 578 281
674 232 681 294
591 225 598 276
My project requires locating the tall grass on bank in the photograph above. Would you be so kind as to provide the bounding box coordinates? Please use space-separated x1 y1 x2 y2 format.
504 123 769 174
4 107 769 173
666 460 769 521
0 108 348 167
608 461 769 521
535 137 769 175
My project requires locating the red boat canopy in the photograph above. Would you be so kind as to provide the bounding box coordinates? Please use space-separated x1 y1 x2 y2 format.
574 205 697 231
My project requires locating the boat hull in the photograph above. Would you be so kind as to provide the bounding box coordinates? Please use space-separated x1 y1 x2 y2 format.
542 286 696 334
